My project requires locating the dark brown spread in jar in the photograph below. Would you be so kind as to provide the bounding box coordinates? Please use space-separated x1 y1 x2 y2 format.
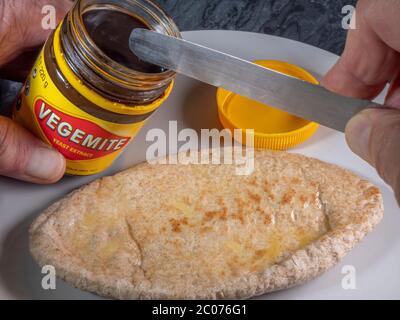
83 9 166 73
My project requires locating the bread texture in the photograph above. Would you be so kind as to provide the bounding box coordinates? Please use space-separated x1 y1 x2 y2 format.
30 150 383 299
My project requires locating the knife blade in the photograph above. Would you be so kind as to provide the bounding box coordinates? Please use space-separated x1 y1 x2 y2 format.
129 28 380 132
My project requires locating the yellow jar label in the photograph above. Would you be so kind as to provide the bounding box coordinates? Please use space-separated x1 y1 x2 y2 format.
13 48 149 176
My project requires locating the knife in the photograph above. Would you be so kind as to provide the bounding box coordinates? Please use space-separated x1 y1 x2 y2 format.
129 29 380 132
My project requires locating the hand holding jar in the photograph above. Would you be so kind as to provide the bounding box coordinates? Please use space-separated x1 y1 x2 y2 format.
1 0 180 181
0 0 72 184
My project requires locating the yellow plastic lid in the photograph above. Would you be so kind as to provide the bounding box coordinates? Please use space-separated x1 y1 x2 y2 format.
217 60 320 150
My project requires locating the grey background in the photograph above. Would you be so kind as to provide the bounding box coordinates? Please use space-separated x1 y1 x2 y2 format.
1 0 357 108
154 0 356 55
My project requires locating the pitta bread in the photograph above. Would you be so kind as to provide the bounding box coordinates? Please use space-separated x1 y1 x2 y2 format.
30 150 383 299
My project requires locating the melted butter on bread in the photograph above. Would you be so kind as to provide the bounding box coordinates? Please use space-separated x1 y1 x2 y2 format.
30 150 383 299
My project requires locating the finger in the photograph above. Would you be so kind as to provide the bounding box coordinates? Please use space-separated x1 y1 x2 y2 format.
345 108 400 204
0 116 65 184
384 70 400 109
0 48 41 81
0 0 73 66
23 0 74 48
322 0 400 100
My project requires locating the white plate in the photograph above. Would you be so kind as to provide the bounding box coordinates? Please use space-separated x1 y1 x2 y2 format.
0 30 398 300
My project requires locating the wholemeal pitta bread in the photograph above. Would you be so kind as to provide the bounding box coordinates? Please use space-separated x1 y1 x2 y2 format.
30 150 383 300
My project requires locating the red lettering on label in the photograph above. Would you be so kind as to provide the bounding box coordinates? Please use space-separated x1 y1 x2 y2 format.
34 99 131 160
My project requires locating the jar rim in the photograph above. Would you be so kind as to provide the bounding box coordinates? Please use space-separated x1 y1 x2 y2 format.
75 0 181 79
60 0 181 103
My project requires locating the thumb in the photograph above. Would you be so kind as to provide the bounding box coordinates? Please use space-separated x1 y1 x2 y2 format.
346 108 400 204
0 116 65 184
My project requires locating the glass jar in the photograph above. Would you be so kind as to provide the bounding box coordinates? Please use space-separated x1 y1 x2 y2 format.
13 0 181 176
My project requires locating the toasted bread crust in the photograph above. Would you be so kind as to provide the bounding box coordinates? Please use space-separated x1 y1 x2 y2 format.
30 150 383 299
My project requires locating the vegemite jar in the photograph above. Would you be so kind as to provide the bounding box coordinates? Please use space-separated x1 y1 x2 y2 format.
13 0 181 176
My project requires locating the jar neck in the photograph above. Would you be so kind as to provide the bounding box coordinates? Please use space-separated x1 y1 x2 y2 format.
59 0 181 105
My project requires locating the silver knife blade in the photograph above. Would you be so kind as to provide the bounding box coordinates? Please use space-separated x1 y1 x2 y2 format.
129 28 380 132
